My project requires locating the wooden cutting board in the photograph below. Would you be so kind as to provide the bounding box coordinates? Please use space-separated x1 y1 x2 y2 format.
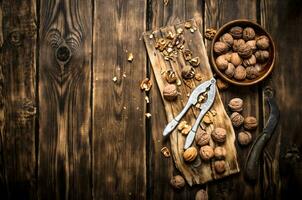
143 19 240 186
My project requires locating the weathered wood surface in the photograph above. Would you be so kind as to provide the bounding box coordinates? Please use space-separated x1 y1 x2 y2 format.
92 0 147 199
38 0 92 199
0 0 37 199
0 0 301 199
144 19 239 186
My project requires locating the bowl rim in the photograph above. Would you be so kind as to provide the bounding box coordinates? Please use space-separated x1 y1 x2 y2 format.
210 19 276 86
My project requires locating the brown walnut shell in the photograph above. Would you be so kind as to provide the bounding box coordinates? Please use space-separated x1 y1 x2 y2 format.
243 55 256 67
228 98 243 112
246 40 257 52
216 55 228 71
195 130 210 146
183 147 198 162
163 84 178 101
220 33 234 47
242 27 256 41
199 145 214 161
234 65 247 80
255 50 269 63
211 127 227 143
213 41 229 55
238 131 252 146
233 39 245 52
214 146 227 160
230 52 242 66
225 63 235 78
246 66 259 79
170 175 185 189
256 35 270 49
214 160 226 173
230 26 243 39
238 44 253 58
244 116 258 130
230 112 244 127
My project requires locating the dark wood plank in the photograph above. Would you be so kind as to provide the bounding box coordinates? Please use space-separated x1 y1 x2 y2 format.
92 0 147 199
0 0 37 199
38 0 92 199
148 1 205 199
260 0 302 199
204 0 262 200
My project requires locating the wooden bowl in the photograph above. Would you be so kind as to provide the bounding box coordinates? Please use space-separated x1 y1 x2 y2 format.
210 20 275 86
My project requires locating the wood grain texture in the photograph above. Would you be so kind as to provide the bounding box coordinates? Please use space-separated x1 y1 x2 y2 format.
92 0 147 199
260 0 302 199
204 0 262 199
148 1 205 199
38 0 92 199
0 0 37 199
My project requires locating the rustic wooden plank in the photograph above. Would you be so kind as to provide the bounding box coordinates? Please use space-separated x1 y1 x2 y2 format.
204 0 262 199
148 1 205 199
0 0 37 199
38 0 92 199
92 0 147 199
260 0 302 199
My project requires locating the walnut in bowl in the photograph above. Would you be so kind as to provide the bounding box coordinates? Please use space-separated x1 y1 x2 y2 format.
211 20 275 86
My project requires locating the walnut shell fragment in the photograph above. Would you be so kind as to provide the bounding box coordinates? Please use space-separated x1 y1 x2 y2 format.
140 78 152 91
161 146 171 158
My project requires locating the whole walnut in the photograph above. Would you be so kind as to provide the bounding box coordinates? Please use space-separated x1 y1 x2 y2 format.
214 146 227 159
216 55 228 71
214 160 226 173
230 52 242 66
233 39 245 52
211 127 227 143
246 66 259 79
246 40 257 52
228 98 243 112
230 112 244 127
256 35 270 49
238 44 253 58
255 63 264 73
242 27 256 41
182 65 195 79
170 175 185 189
244 116 258 130
234 65 246 80
243 55 256 67
195 189 208 200
183 147 198 162
199 145 214 161
230 26 243 39
163 84 178 101
255 50 269 63
225 63 235 78
224 52 232 62
195 130 210 146
238 131 252 146
214 41 229 55
165 70 177 83
220 33 234 47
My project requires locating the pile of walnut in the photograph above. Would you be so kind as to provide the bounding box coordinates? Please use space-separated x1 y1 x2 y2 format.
228 98 258 146
151 21 204 101
214 26 270 81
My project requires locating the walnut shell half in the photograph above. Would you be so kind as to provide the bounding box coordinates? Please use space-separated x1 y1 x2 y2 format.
183 147 198 162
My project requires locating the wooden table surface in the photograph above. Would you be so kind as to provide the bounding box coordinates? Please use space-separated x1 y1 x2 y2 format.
0 0 301 199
